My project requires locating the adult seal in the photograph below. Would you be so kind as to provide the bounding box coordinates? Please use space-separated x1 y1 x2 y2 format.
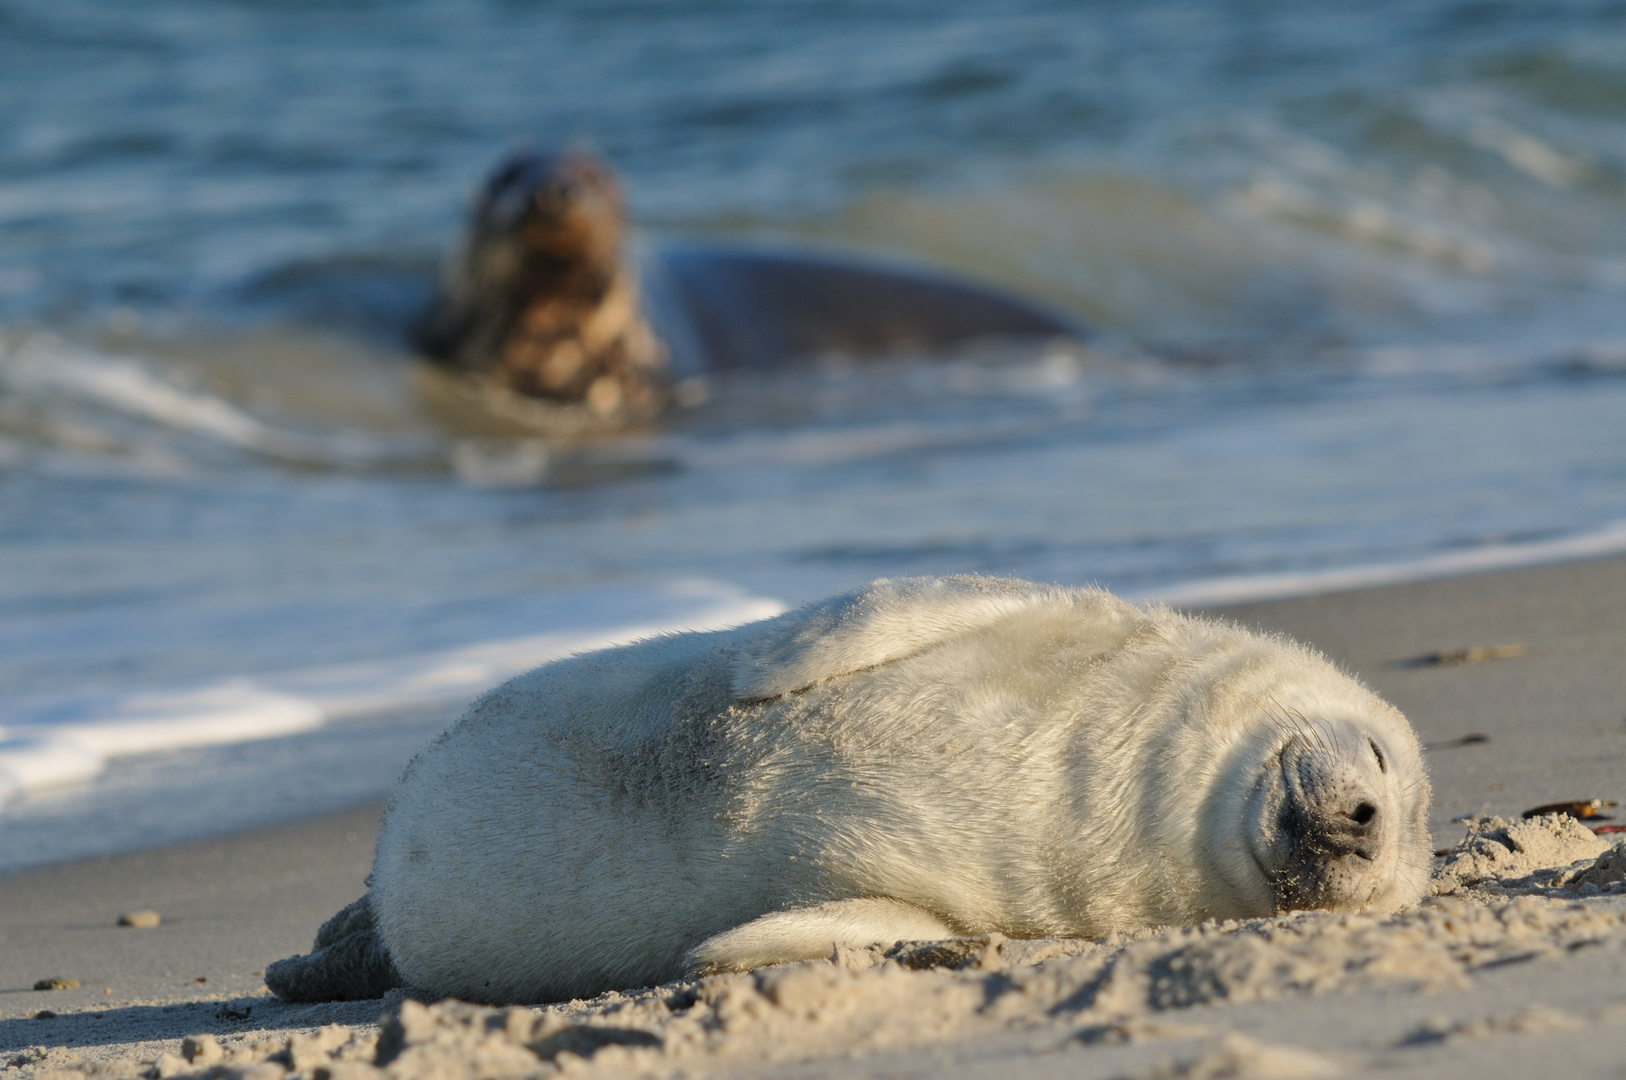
415 150 1086 427
266 576 1431 1004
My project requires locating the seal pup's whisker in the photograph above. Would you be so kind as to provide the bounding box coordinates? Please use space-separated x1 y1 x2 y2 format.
1260 694 1308 754
1287 704 1332 755
1267 695 1318 754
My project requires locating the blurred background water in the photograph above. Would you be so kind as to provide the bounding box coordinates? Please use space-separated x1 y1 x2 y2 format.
4 0 1626 866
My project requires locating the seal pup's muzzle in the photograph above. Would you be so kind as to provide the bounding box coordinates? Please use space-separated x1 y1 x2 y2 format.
1248 726 1396 913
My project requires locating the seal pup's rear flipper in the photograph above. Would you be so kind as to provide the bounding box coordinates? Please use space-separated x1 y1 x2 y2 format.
264 894 404 1002
684 898 957 974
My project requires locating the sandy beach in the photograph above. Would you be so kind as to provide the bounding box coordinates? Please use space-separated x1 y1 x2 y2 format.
4 557 1626 1079
11 2 1626 1076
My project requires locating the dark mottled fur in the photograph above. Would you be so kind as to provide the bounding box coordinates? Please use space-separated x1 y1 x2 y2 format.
416 148 666 423
263 894 403 1002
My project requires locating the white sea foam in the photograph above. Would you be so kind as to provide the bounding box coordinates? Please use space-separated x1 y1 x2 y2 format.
0 582 784 802
0 333 438 470
2 333 295 448
1141 518 1626 608
10 517 1624 803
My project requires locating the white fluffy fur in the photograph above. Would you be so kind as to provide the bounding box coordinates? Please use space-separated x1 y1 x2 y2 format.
370 576 1431 1004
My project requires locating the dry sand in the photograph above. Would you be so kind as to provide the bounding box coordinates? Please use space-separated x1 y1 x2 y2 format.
5 556 1626 1079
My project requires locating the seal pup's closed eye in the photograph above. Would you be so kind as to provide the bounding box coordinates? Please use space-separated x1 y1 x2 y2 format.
266 575 1431 1005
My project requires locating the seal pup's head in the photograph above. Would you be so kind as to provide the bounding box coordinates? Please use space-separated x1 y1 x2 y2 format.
1237 704 1431 916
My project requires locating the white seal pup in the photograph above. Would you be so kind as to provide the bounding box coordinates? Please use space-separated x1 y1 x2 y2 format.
265 575 1430 1005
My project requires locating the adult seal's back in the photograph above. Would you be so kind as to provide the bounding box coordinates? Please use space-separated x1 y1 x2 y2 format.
266 576 1431 1005
415 150 1086 428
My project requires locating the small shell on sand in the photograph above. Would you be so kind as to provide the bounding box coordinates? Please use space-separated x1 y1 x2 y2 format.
117 909 161 929
1413 644 1524 666
33 977 80 991
1521 798 1617 821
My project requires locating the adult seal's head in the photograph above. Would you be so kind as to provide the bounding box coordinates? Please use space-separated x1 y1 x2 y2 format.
478 149 626 271
417 148 665 423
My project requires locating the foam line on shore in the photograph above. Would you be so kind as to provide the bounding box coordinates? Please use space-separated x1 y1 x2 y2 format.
1140 518 1626 608
9 518 1626 804
0 582 785 801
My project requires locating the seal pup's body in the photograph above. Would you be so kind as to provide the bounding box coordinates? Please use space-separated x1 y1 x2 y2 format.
267 576 1430 1005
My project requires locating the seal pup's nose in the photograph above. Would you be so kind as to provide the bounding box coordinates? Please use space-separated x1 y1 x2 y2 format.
1291 794 1381 862
1284 746 1384 857
1247 733 1399 913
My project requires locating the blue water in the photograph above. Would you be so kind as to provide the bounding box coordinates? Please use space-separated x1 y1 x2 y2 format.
4 0 1626 864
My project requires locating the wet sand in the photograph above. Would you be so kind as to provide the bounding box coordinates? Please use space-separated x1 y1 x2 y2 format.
0 803 382 1018
3 556 1625 1077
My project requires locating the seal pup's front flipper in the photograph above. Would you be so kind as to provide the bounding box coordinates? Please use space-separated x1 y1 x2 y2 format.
684 898 958 974
264 894 404 1002
731 574 1069 701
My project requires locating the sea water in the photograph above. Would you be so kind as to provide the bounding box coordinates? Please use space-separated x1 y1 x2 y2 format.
4 0 1626 871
